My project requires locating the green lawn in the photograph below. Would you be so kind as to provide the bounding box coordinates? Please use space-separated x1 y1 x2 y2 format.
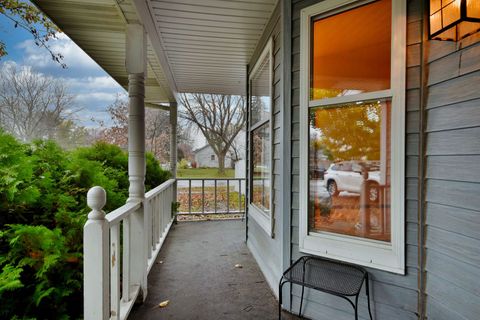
177 168 235 178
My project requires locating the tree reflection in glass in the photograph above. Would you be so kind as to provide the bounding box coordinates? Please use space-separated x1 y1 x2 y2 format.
252 123 271 213
308 100 391 242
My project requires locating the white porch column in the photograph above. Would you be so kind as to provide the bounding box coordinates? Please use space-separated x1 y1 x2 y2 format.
125 23 148 300
169 102 177 177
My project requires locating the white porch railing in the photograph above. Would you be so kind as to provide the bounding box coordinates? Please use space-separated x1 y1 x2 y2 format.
84 179 176 320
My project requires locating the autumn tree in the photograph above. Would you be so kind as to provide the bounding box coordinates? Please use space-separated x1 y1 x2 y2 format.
97 97 129 148
98 97 190 163
0 0 65 68
179 93 246 174
311 101 384 161
0 64 76 142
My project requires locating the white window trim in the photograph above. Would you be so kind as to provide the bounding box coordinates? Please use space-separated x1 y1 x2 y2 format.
298 0 406 274
248 38 274 238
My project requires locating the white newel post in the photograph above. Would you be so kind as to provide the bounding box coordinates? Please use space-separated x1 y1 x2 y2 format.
84 187 109 320
126 23 148 300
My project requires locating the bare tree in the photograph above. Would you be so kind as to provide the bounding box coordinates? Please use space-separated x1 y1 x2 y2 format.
0 64 75 141
145 109 171 162
179 93 246 174
52 119 92 150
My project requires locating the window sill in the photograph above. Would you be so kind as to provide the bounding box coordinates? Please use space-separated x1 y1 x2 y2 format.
299 232 404 274
248 204 272 238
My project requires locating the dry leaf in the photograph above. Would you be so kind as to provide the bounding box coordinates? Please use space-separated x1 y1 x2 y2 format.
234 264 243 268
159 300 169 308
156 260 163 264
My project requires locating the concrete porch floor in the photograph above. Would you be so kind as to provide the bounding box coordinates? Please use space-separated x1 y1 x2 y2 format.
130 220 298 320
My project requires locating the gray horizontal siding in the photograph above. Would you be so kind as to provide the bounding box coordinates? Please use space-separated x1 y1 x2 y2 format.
424 16 480 320
246 2 284 295
288 0 420 318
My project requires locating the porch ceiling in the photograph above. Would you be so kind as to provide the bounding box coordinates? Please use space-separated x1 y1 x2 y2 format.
33 0 277 100
146 0 277 95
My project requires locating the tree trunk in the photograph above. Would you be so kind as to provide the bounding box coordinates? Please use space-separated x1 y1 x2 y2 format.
217 152 226 175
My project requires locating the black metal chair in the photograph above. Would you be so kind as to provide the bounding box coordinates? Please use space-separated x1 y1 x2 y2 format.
279 256 373 320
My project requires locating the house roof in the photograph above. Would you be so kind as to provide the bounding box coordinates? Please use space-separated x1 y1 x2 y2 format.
32 0 278 102
193 144 212 154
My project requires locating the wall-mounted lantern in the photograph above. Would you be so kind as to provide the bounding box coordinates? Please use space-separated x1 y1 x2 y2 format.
430 0 480 41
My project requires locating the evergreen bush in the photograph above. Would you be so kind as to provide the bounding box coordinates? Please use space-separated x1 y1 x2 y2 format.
0 131 170 319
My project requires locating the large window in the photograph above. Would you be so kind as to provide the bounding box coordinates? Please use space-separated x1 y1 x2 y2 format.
299 0 406 273
249 38 273 236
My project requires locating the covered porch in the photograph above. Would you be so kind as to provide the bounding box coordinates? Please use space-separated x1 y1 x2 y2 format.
31 0 286 319
27 0 480 319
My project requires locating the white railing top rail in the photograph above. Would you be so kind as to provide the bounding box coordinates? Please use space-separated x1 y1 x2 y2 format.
176 178 245 181
105 201 142 226
145 178 176 200
100 178 176 226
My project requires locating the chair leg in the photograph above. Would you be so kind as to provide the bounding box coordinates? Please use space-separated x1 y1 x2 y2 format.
354 294 360 320
299 284 305 318
365 274 373 320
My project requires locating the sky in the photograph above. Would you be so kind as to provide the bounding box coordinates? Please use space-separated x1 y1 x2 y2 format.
0 6 127 128
0 4 212 149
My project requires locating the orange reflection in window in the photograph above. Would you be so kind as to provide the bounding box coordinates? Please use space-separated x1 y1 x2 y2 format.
311 0 391 100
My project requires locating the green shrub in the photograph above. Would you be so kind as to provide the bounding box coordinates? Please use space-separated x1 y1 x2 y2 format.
0 131 170 319
0 131 39 209
146 152 171 190
177 158 189 169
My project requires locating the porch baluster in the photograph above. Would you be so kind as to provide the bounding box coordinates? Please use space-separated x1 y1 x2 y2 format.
110 224 121 319
227 179 230 214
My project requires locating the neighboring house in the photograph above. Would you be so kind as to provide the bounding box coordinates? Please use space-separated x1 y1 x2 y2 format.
193 144 227 168
194 131 246 168
34 1 480 320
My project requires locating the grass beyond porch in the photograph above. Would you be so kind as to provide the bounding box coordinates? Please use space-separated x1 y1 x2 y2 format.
177 168 235 178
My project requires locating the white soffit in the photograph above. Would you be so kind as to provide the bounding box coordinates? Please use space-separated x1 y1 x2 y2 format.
147 0 277 95
32 0 175 103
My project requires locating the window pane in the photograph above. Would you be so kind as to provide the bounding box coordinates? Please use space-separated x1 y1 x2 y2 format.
251 55 271 124
251 122 271 213
311 0 391 100
308 100 391 242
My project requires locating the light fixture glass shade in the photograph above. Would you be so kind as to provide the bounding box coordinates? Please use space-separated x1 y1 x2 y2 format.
466 0 480 19
430 0 480 41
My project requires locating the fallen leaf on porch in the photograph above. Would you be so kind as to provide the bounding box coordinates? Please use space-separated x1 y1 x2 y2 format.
158 300 169 308
234 264 243 268
156 260 163 264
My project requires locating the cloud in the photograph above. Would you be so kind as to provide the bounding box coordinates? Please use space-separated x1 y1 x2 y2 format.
76 92 120 103
64 76 123 91
17 33 98 71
